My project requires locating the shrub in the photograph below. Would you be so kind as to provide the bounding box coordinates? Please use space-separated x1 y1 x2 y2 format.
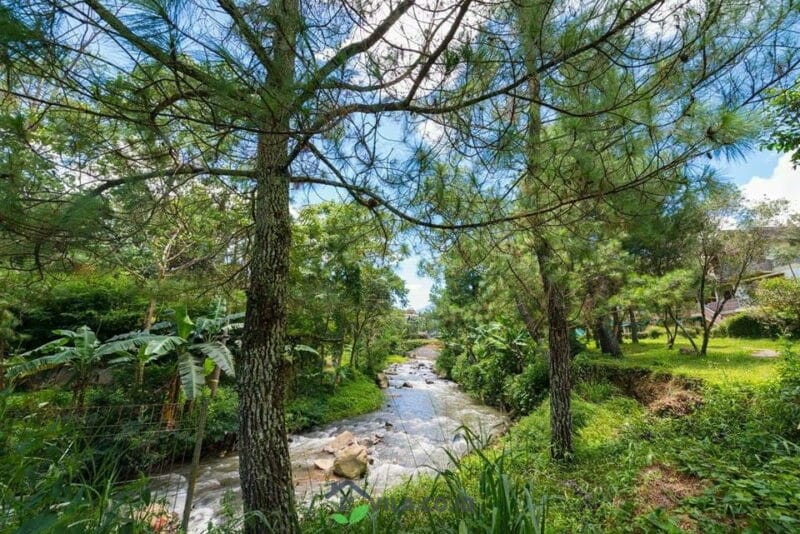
503 360 549 415
451 353 471 384
15 272 218 349
436 343 462 379
642 326 663 339
756 277 800 333
460 357 503 406
449 324 537 407
723 311 780 339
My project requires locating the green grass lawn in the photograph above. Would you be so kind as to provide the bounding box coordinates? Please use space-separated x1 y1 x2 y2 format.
584 336 786 385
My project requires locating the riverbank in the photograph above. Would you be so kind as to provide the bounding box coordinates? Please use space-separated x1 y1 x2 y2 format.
301 340 798 533
286 372 385 433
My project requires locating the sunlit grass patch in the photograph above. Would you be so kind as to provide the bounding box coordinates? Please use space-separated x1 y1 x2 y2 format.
585 337 784 385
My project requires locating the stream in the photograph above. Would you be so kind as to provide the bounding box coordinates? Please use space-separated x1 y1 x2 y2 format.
151 345 506 532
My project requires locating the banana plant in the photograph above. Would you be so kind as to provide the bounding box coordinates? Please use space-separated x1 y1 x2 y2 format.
7 326 111 407
107 306 236 401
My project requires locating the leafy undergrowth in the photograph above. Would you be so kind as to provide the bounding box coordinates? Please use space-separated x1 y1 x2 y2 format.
286 373 384 433
492 346 800 532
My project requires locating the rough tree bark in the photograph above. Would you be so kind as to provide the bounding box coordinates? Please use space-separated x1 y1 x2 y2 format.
238 151 296 533
594 318 622 356
520 0 573 460
236 0 300 530
628 307 639 344
536 239 573 460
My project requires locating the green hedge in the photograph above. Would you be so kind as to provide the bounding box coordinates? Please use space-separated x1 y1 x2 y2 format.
720 312 781 339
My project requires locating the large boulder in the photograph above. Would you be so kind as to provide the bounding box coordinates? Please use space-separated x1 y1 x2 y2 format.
323 431 356 454
375 372 389 389
333 443 369 479
314 458 334 472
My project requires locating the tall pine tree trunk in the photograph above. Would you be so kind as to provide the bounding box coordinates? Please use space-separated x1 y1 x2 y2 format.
238 155 297 533
520 0 573 460
628 308 639 344
236 0 300 529
536 240 573 460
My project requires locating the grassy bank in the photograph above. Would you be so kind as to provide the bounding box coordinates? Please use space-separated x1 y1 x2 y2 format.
589 337 784 385
287 372 385 432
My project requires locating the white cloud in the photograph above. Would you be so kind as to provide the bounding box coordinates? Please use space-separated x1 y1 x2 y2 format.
740 153 800 211
396 256 433 311
405 281 433 311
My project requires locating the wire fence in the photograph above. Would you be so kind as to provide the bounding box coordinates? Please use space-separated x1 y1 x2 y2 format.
1 398 212 533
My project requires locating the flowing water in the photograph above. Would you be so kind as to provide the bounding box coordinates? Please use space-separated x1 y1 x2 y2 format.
151 345 506 532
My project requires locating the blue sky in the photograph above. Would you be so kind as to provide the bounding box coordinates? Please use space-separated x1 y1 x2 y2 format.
397 149 800 311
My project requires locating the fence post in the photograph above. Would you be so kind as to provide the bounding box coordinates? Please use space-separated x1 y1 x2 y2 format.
182 397 209 533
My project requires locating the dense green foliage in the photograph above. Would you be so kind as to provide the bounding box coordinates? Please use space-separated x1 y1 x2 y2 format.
0 202 410 530
756 277 800 335
286 373 385 433
720 311 782 339
446 324 548 414
765 77 800 164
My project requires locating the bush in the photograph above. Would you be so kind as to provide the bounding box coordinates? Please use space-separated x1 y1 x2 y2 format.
16 273 147 348
285 373 383 432
723 311 780 339
458 357 506 406
503 360 549 415
642 326 663 339
14 272 219 349
449 324 540 410
756 277 800 334
451 353 471 384
436 343 462 378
